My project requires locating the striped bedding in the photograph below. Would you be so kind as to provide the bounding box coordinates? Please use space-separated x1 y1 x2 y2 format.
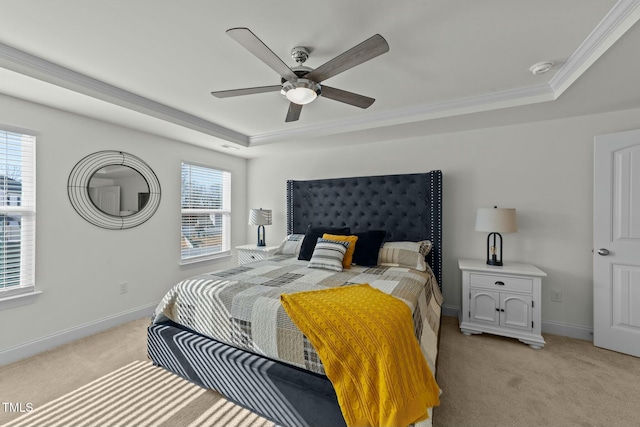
152 255 443 377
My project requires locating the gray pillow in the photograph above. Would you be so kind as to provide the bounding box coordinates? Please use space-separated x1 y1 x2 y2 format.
307 238 350 272
378 240 432 271
274 234 305 256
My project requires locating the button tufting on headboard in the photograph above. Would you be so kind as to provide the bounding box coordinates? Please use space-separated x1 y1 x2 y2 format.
286 171 443 288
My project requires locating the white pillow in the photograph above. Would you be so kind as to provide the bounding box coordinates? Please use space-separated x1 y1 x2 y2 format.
378 240 432 271
308 238 350 272
274 234 305 256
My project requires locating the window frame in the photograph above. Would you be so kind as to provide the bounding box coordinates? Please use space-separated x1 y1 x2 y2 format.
180 161 232 265
0 128 37 306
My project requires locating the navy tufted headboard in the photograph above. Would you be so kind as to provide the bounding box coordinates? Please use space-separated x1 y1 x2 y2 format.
286 170 443 288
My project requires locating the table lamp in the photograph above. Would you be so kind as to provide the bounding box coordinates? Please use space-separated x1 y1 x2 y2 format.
249 208 272 246
475 206 517 266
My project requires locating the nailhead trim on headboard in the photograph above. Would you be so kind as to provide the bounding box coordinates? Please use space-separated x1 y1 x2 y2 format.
286 171 443 289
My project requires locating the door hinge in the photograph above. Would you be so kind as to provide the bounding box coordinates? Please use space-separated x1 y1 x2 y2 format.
469 292 471 299
532 321 534 328
532 300 535 308
469 311 471 318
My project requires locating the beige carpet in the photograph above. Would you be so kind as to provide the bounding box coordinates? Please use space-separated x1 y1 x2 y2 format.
2 315 640 427
435 316 640 427
0 318 275 427
0 360 273 427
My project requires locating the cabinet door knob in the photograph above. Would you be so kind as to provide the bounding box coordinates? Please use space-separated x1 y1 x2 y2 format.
495 281 505 286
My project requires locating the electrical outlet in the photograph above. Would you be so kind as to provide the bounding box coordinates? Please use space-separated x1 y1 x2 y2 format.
119 281 129 294
551 289 562 302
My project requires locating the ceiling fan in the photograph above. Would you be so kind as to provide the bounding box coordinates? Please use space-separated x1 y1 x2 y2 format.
211 27 390 122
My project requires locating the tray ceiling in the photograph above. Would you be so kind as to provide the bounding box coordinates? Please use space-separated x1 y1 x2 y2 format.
0 0 638 157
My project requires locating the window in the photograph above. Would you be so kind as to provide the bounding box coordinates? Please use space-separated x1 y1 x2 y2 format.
181 162 231 263
0 129 35 299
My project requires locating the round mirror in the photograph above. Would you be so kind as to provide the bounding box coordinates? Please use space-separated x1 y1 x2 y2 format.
68 151 161 229
88 165 150 217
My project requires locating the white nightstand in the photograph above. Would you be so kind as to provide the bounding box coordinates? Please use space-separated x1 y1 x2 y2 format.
458 259 547 349
236 244 279 265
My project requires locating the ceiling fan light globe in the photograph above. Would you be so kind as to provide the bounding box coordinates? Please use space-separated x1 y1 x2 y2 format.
281 79 320 105
286 87 317 105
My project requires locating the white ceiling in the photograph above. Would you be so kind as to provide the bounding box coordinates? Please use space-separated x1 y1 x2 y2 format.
0 1 639 158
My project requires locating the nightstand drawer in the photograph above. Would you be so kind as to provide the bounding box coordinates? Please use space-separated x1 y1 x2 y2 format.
236 244 279 265
238 251 269 264
469 273 533 293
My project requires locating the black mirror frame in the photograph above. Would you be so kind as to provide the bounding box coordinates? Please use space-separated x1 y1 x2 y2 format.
68 151 161 229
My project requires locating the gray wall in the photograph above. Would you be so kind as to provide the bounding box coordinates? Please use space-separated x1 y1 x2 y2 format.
0 93 247 361
247 107 640 337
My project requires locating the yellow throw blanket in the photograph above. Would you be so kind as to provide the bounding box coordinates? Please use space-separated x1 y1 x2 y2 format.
281 284 440 427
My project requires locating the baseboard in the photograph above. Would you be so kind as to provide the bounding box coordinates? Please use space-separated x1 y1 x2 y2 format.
541 319 593 341
440 305 593 341
441 304 460 318
0 303 157 366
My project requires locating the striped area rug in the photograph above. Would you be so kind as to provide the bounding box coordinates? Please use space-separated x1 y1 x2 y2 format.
1 360 275 427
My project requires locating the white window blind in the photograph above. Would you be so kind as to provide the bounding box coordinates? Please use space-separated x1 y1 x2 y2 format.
0 130 35 298
181 162 231 263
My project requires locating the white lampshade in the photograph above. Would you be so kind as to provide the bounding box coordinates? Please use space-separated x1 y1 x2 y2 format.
248 208 272 226
475 207 517 233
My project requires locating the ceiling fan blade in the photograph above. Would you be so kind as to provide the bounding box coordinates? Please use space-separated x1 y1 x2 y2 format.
285 102 303 122
321 86 375 109
305 34 389 83
211 85 281 98
226 27 298 81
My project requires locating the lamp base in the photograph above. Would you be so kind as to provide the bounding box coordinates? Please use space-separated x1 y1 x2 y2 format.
256 225 266 247
486 233 503 266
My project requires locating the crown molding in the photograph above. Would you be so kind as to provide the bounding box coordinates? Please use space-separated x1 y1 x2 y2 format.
0 42 249 147
0 0 637 148
549 0 640 95
249 84 554 145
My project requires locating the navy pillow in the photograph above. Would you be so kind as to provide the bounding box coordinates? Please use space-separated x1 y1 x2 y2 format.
298 225 350 261
352 230 387 266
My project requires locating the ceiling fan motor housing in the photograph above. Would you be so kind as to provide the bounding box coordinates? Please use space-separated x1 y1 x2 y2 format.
280 66 314 82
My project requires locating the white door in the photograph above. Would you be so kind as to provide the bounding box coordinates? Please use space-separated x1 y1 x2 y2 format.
594 129 640 357
93 186 120 215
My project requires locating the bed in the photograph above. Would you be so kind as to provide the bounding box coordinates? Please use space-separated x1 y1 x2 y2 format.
147 170 443 427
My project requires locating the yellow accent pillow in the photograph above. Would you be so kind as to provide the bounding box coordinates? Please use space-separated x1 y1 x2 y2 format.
322 233 358 268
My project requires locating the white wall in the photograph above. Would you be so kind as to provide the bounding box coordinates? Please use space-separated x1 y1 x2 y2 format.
2 87 639 362
0 93 247 362
247 107 640 337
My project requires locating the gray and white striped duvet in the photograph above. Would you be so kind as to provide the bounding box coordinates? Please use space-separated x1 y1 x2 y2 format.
153 255 442 376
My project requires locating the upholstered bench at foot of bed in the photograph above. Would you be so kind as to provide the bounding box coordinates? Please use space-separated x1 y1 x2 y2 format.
147 320 347 427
